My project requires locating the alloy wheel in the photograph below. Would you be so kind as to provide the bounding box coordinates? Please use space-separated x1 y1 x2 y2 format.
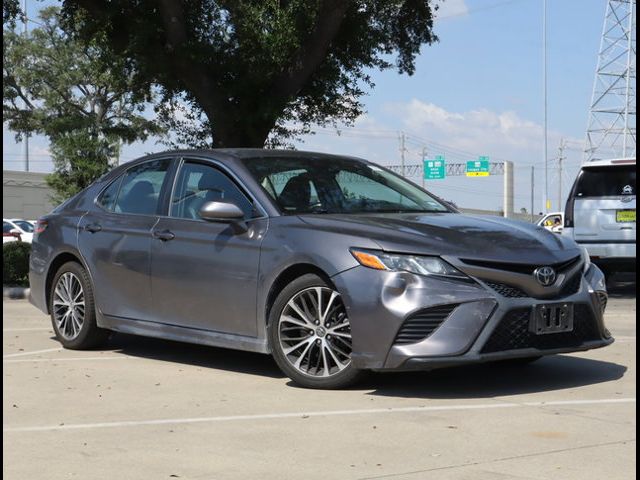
52 272 85 340
278 287 353 378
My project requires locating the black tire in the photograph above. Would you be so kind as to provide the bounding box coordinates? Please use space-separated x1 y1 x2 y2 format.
49 261 109 349
268 274 365 389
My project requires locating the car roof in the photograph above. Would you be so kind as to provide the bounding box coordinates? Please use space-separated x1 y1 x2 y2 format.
582 157 636 168
120 148 368 167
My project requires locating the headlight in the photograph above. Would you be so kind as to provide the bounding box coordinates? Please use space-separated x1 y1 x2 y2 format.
580 246 592 273
351 249 468 279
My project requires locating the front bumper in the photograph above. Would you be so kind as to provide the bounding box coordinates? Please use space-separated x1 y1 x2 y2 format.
331 264 611 371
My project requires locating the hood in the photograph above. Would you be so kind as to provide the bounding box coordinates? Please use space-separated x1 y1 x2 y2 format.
297 212 580 264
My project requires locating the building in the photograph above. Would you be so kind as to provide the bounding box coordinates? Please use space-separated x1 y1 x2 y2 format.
3 170 56 220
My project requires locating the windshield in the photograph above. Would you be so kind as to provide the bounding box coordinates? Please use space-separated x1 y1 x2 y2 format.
242 156 451 215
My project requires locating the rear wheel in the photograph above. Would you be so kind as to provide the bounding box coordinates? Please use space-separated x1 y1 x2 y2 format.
49 261 109 349
268 274 364 389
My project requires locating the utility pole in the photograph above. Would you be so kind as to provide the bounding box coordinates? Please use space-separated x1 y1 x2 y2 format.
557 138 566 210
531 166 535 223
421 147 427 188
22 0 30 172
503 161 514 219
543 0 549 212
399 132 407 178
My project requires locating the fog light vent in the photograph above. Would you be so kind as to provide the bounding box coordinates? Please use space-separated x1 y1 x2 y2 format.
394 304 459 345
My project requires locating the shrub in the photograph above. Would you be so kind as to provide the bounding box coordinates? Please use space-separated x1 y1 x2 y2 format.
3 241 31 287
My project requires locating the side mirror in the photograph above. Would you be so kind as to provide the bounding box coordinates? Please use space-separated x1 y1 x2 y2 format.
198 201 245 222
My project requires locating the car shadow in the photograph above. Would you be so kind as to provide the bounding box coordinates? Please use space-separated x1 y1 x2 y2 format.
75 333 626 397
358 355 627 399
102 332 286 379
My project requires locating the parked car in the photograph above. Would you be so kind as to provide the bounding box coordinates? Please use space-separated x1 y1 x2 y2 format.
563 158 636 279
3 218 35 243
3 221 22 244
537 212 564 233
29 150 612 388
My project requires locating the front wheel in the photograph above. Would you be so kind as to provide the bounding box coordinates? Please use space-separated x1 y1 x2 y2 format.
268 274 364 389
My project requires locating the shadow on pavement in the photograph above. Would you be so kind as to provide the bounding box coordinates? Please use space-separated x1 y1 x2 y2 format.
100 333 627 396
103 332 285 379
361 355 627 399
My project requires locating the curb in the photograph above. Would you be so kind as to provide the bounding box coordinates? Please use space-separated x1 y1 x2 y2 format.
3 287 30 300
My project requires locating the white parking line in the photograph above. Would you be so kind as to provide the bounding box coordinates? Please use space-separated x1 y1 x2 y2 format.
3 327 52 332
3 398 635 433
2 347 63 359
4 356 133 364
615 336 637 343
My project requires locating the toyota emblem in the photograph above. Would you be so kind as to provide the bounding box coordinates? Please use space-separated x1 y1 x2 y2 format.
623 185 634 195
534 266 557 286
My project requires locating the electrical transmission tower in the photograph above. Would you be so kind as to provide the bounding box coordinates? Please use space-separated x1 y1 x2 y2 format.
585 0 636 161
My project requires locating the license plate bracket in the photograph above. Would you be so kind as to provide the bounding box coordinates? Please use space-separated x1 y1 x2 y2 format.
530 303 574 335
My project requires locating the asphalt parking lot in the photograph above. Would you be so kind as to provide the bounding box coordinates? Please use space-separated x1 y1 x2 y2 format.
3 283 636 480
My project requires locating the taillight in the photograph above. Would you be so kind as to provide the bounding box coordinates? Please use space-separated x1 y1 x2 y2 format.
35 219 48 234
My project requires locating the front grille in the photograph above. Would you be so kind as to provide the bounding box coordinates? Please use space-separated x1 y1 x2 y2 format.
462 256 581 275
394 304 458 345
485 282 529 298
481 304 601 353
484 273 583 300
559 273 582 296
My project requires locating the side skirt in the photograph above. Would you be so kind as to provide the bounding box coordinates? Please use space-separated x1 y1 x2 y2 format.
99 314 271 354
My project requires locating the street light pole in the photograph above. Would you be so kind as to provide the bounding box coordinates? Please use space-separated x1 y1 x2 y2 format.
22 0 30 172
543 0 548 212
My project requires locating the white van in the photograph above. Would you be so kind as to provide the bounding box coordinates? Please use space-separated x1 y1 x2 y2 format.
563 158 636 278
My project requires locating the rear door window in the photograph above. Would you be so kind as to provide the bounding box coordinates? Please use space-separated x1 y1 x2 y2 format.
575 166 636 197
113 159 171 215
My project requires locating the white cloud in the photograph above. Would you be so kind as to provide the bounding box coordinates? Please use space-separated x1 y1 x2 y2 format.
384 99 581 162
435 0 469 19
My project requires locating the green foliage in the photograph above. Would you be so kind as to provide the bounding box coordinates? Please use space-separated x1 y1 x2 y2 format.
46 131 115 204
61 0 438 148
3 242 31 287
3 6 163 202
2 0 21 28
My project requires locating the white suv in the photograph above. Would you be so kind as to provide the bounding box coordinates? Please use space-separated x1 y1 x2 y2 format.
563 158 636 278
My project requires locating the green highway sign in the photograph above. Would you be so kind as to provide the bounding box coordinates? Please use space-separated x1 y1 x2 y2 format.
466 157 490 177
424 155 446 180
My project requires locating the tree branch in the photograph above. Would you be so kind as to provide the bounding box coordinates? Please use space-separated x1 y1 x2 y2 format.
272 0 350 100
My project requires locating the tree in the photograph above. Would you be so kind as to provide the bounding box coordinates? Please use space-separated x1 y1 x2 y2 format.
3 0 20 28
61 0 438 148
3 7 162 203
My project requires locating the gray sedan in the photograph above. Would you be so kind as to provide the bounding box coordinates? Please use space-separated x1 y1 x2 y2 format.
29 150 612 388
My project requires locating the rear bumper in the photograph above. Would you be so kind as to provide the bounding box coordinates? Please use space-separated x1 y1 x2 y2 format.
576 241 636 261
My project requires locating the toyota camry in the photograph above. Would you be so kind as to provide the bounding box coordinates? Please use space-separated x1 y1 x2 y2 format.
29 150 612 388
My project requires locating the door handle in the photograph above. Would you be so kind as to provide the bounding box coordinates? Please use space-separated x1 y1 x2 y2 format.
153 229 175 242
84 223 102 233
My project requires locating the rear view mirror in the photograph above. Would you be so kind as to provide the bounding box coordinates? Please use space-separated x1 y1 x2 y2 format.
198 201 245 222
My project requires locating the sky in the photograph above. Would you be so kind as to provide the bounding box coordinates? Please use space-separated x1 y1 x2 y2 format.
3 0 612 213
